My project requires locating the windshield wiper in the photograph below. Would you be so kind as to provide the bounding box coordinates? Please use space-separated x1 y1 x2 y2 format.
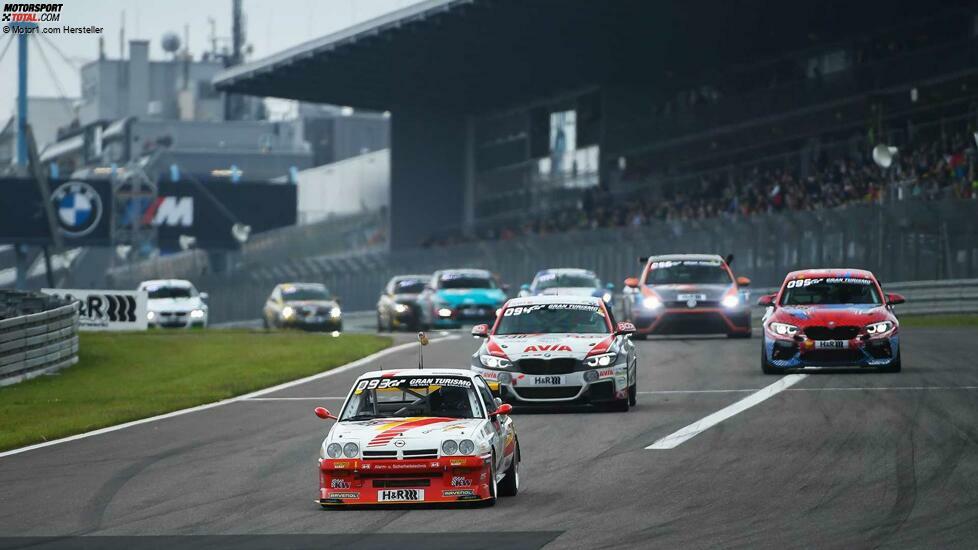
345 413 379 421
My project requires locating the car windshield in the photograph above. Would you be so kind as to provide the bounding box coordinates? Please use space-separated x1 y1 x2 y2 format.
644 260 731 285
535 273 599 290
340 376 483 420
146 286 193 299
780 277 882 305
495 302 609 334
439 275 496 289
394 278 428 294
283 287 330 301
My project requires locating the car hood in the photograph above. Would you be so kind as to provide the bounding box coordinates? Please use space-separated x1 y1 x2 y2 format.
147 297 204 313
329 417 485 448
393 293 420 304
285 300 339 309
537 287 600 297
436 288 507 306
771 304 891 327
490 333 611 361
645 283 732 302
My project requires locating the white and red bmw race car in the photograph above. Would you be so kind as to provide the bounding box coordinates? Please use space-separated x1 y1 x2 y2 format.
314 369 519 507
470 295 638 411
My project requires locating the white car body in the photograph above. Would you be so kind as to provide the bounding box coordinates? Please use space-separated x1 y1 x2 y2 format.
138 279 209 328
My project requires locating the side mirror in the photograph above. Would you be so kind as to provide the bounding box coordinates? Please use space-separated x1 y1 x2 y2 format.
471 324 489 338
314 407 337 420
637 256 649 264
520 284 531 291
490 403 513 417
725 254 735 266
886 293 906 306
199 292 209 301
616 321 636 335
757 294 775 307
624 277 639 289
736 276 751 288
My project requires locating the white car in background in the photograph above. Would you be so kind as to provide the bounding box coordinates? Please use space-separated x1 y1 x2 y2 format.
138 279 209 328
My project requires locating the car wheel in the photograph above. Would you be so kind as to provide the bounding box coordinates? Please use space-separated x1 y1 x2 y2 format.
628 382 637 407
498 442 520 497
879 351 902 373
262 316 269 330
761 344 779 375
376 314 383 332
483 453 498 507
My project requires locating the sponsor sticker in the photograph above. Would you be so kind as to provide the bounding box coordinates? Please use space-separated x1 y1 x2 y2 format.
330 478 351 489
814 340 849 349
523 344 572 352
787 277 872 288
443 489 476 497
327 492 359 499
533 375 563 385
378 489 424 502
451 476 471 487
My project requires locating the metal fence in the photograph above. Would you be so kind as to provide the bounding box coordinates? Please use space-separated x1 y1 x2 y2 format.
0 291 79 386
106 199 978 323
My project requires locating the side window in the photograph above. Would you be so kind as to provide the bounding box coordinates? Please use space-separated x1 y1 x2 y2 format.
474 377 496 416
604 303 617 326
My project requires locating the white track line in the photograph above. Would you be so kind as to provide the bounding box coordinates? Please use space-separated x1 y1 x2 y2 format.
646 374 808 450
243 397 346 401
0 335 460 459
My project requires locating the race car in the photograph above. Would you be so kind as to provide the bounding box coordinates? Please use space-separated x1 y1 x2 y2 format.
470 295 638 411
262 282 342 331
376 274 430 332
517 268 615 308
417 269 508 329
759 268 905 374
314 369 520 507
621 254 751 338
139 279 209 328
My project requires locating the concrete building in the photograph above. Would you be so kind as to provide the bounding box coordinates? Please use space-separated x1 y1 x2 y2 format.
0 97 78 173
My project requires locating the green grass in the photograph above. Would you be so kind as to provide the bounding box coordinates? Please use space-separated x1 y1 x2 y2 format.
899 314 978 328
0 330 391 452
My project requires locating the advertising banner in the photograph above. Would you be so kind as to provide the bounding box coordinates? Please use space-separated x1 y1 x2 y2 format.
41 288 148 331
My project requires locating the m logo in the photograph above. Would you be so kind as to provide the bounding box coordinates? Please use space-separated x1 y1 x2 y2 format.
142 196 194 227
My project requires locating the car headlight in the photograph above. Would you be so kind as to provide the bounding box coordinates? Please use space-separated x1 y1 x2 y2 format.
442 440 458 455
602 292 613 303
642 296 662 309
147 311 156 321
394 303 409 313
437 307 453 318
866 321 894 335
190 309 206 319
458 439 475 455
585 352 617 367
282 306 295 319
768 322 799 337
342 442 359 458
329 307 342 319
480 354 512 368
326 443 343 458
721 295 740 309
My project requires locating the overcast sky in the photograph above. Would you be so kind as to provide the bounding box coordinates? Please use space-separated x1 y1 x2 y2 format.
0 0 423 122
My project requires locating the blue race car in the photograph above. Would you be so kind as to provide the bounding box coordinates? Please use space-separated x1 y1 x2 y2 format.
418 269 508 329
518 268 615 308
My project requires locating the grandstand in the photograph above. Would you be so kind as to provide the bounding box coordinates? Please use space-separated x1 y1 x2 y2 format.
110 0 978 320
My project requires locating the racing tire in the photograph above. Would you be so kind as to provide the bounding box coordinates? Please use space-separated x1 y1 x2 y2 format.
628 382 637 407
376 315 383 332
879 352 902 373
498 442 520 497
262 317 269 330
482 454 498 507
761 345 779 375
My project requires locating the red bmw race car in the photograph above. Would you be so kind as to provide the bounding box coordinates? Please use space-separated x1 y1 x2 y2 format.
759 269 905 374
314 369 519 507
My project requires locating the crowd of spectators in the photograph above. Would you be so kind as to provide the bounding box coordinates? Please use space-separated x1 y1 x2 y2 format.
422 132 978 248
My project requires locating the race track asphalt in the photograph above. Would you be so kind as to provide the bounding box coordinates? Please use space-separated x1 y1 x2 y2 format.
1 327 978 549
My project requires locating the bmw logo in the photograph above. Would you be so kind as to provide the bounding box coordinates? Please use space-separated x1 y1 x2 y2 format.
51 181 103 238
686 298 698 308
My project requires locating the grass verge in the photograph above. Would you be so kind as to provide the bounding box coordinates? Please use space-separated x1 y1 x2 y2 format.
0 330 391 452
898 314 978 328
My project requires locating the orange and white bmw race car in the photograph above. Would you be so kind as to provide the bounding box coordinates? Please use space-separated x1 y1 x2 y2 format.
314 369 520 507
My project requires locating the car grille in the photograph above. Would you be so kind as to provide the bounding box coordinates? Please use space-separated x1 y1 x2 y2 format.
803 349 864 363
362 450 397 460
402 449 438 459
655 312 729 334
362 449 438 460
517 358 578 375
804 326 859 340
663 300 720 308
513 386 581 399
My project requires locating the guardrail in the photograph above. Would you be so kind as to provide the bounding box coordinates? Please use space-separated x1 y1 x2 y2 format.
0 293 80 387
749 279 978 319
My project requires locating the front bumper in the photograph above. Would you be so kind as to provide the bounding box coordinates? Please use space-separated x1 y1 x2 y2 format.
318 455 492 506
632 307 750 335
764 333 900 369
282 317 342 331
472 362 629 404
148 312 206 328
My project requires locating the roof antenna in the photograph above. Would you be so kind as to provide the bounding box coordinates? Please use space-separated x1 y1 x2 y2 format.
417 331 429 369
